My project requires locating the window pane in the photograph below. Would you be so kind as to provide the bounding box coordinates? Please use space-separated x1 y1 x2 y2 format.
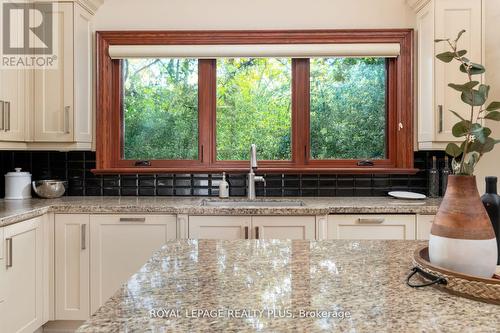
216 58 291 160
122 58 198 160
310 58 387 160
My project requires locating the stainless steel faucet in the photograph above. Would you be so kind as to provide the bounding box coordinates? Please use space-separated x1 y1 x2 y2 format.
247 144 265 200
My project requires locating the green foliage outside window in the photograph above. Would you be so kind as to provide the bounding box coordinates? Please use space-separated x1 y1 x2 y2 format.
216 58 292 160
123 58 199 160
310 57 387 160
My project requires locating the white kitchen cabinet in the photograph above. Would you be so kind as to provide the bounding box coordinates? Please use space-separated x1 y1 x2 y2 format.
0 2 30 143
251 216 315 240
417 214 435 240
188 216 315 240
415 0 483 150
327 215 416 240
55 214 90 320
0 217 44 333
0 227 4 307
89 214 176 313
189 216 251 240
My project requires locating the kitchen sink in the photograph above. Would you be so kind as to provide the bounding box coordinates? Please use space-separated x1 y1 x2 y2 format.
200 199 305 207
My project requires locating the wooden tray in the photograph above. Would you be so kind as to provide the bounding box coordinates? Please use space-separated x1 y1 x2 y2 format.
407 246 500 305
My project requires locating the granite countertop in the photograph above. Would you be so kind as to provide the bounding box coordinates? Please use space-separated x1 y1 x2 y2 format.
0 196 441 228
76 240 499 333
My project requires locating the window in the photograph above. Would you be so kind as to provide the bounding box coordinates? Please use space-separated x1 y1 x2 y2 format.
216 58 292 161
96 30 414 174
310 58 387 160
122 58 198 160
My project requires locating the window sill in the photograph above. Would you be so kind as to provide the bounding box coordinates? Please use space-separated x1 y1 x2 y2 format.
92 167 419 175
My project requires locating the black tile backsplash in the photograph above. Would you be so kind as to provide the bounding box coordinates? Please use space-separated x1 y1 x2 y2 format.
0 150 446 198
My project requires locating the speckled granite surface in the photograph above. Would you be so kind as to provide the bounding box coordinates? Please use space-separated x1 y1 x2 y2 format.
0 197 440 228
76 240 499 333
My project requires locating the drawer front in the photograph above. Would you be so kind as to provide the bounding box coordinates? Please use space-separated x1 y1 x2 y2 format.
327 215 416 240
0 227 3 260
417 215 435 240
91 214 177 225
251 216 316 240
189 216 251 240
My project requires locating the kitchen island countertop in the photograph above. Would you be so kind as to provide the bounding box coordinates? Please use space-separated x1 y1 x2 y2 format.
77 240 499 333
0 196 440 227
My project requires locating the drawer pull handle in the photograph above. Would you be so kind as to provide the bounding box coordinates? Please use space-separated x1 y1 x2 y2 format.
119 217 146 223
81 224 86 250
357 218 385 224
5 238 12 268
255 226 260 239
244 226 249 239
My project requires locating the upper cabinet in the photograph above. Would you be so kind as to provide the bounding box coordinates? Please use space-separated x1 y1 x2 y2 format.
412 0 484 150
0 0 100 150
34 3 92 144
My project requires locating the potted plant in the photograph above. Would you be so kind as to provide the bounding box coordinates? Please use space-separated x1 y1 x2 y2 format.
429 30 499 278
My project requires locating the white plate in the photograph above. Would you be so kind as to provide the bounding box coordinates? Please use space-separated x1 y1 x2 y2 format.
388 191 427 200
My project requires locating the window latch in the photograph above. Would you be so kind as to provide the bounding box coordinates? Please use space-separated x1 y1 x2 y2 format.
135 160 151 167
357 160 374 167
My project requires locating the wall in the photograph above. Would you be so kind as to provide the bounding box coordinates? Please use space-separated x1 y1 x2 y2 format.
476 0 500 193
94 0 416 30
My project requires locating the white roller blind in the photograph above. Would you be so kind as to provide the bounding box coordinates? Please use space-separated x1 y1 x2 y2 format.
108 43 400 59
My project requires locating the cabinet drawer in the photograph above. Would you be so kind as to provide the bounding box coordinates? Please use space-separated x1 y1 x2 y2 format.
189 216 251 240
252 216 315 240
92 214 177 225
327 215 416 240
0 227 3 260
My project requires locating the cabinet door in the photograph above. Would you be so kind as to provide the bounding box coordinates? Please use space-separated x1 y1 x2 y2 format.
189 216 251 240
73 5 92 143
417 215 435 240
327 215 416 240
34 3 74 142
251 216 315 240
0 217 44 333
90 214 176 313
55 214 90 320
434 0 482 142
0 227 4 306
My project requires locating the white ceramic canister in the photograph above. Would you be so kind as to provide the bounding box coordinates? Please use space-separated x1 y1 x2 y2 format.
4 168 32 200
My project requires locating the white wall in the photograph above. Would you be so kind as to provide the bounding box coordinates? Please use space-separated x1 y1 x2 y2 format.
476 0 500 193
94 0 416 30
94 0 499 193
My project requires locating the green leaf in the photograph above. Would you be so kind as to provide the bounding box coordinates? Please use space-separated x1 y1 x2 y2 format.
486 101 500 111
452 120 471 137
456 50 467 57
479 84 490 100
445 142 462 157
434 38 449 43
460 62 486 75
471 124 491 144
484 111 500 121
448 81 479 92
436 52 455 63
455 30 467 41
461 89 487 106
449 110 465 121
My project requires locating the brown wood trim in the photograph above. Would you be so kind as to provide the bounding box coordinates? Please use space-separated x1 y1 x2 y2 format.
92 167 419 175
95 29 414 174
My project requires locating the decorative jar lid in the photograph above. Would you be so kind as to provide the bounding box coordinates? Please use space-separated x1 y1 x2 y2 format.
5 168 32 177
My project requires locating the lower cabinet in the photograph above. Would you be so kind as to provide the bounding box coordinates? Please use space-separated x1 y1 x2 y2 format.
89 214 176 313
417 215 435 240
327 215 416 240
55 214 90 320
0 217 45 333
188 216 316 240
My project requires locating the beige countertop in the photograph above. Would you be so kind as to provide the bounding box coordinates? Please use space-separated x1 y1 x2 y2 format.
0 196 441 228
76 240 499 332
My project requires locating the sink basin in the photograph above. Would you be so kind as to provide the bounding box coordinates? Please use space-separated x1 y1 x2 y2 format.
200 199 305 207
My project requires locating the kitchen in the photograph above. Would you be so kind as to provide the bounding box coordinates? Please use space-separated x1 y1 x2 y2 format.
0 0 499 332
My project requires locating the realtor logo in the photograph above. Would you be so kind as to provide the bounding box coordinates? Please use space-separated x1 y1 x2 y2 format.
1 1 58 68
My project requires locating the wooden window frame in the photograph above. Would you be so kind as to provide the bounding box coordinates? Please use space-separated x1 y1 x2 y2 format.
95 29 415 174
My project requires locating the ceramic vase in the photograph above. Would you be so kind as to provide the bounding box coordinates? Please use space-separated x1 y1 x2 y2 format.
429 175 498 278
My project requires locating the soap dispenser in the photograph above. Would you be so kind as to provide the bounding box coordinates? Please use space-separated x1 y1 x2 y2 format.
219 172 229 198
